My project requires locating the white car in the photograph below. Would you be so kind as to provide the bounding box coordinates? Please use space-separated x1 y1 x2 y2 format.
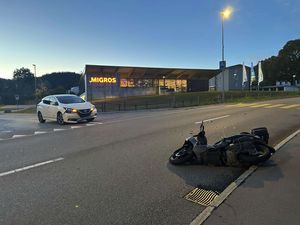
37 94 97 125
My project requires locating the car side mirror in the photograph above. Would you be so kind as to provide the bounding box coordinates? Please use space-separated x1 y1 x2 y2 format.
51 101 58 106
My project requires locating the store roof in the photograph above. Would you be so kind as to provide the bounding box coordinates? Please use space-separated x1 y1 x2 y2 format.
84 65 220 80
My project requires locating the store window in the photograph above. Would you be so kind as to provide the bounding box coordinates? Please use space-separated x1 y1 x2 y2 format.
120 79 154 88
159 79 187 92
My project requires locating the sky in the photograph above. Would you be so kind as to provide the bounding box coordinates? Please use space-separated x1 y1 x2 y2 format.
0 0 299 79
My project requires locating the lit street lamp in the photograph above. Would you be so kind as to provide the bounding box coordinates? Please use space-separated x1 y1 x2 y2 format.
293 74 296 85
220 6 233 102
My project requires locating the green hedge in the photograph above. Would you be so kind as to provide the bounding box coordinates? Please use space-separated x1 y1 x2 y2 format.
94 91 300 112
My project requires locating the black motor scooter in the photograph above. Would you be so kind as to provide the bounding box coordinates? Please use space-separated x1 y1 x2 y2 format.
169 122 275 167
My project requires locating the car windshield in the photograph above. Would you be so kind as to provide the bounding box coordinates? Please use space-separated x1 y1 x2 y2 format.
56 96 85 104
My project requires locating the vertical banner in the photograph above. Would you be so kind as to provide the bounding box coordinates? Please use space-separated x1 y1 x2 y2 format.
250 62 256 90
258 61 264 90
242 62 248 90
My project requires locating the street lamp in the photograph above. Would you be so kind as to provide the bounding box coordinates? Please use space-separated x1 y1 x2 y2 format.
32 64 37 101
293 74 296 85
220 6 233 102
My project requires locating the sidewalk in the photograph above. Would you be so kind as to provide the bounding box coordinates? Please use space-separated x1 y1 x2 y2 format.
204 134 300 225
0 105 35 113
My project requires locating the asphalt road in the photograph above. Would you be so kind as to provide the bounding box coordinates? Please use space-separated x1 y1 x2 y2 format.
0 97 299 225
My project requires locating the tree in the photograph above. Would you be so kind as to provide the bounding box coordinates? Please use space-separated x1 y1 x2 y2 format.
13 67 34 80
12 67 35 102
262 39 300 85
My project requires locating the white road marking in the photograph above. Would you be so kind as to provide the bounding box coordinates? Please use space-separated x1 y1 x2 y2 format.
195 115 230 124
86 123 96 126
189 128 300 225
1 130 12 133
34 131 48 135
71 126 82 129
53 128 66 132
0 157 64 177
12 135 28 139
89 122 103 125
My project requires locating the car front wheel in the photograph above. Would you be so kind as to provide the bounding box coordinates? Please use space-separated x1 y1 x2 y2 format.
37 111 46 123
57 112 65 125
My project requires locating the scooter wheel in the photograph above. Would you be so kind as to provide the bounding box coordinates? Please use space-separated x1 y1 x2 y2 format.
238 144 272 165
169 147 193 165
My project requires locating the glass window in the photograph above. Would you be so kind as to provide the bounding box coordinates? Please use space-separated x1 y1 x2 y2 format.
120 79 128 87
56 95 85 104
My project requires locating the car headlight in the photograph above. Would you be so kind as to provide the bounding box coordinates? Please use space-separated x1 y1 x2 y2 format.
91 105 96 112
64 108 77 113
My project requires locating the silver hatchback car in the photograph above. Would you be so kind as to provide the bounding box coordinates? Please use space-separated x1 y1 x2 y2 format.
37 94 97 125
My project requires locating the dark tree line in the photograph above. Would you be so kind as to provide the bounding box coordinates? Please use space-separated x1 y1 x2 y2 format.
261 39 300 86
0 70 81 104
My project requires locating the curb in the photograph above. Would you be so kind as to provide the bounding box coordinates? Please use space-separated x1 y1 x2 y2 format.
189 128 300 225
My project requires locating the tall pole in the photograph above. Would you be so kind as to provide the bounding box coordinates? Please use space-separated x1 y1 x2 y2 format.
222 17 224 62
221 17 225 102
220 6 233 102
32 64 36 101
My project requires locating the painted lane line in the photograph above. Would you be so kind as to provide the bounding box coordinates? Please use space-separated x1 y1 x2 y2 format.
34 131 48 135
195 115 230 124
53 128 66 132
226 103 257 107
189 128 300 225
89 122 103 125
280 104 300 109
12 135 28 139
264 104 285 108
86 123 96 126
0 157 64 177
250 103 271 108
71 126 82 129
273 129 300 151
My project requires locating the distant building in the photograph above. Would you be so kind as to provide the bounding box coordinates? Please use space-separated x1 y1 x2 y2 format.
209 64 250 91
261 81 300 92
80 65 220 101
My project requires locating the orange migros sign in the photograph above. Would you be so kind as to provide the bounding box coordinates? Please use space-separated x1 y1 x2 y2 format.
89 76 117 84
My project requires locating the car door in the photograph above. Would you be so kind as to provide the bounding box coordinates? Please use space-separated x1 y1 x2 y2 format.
40 97 51 118
48 96 59 119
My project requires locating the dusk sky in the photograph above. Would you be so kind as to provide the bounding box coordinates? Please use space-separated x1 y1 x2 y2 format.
0 0 299 79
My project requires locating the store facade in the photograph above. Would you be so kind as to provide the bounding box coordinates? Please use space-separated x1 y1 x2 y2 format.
81 65 219 101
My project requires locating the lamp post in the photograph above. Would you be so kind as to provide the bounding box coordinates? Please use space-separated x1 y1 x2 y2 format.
293 74 296 85
220 6 233 102
32 64 37 101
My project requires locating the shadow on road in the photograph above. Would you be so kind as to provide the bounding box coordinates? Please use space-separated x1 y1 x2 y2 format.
167 162 245 193
166 149 287 193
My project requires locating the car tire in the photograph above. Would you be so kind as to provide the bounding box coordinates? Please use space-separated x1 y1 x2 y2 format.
57 112 65 125
38 111 46 123
87 118 95 122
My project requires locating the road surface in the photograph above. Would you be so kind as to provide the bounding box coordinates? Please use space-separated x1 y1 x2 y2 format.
0 97 299 225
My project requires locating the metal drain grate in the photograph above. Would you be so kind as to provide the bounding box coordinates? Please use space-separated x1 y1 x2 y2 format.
184 188 219 206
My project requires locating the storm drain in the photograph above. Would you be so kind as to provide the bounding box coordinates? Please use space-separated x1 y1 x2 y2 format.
184 188 219 206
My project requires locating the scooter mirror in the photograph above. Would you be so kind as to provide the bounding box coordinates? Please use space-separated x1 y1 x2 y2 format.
200 121 204 132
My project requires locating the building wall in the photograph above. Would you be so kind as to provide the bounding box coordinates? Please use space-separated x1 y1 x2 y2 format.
85 71 210 101
209 65 250 91
187 79 209 92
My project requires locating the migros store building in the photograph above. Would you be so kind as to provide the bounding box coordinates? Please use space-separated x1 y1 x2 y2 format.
81 65 220 101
